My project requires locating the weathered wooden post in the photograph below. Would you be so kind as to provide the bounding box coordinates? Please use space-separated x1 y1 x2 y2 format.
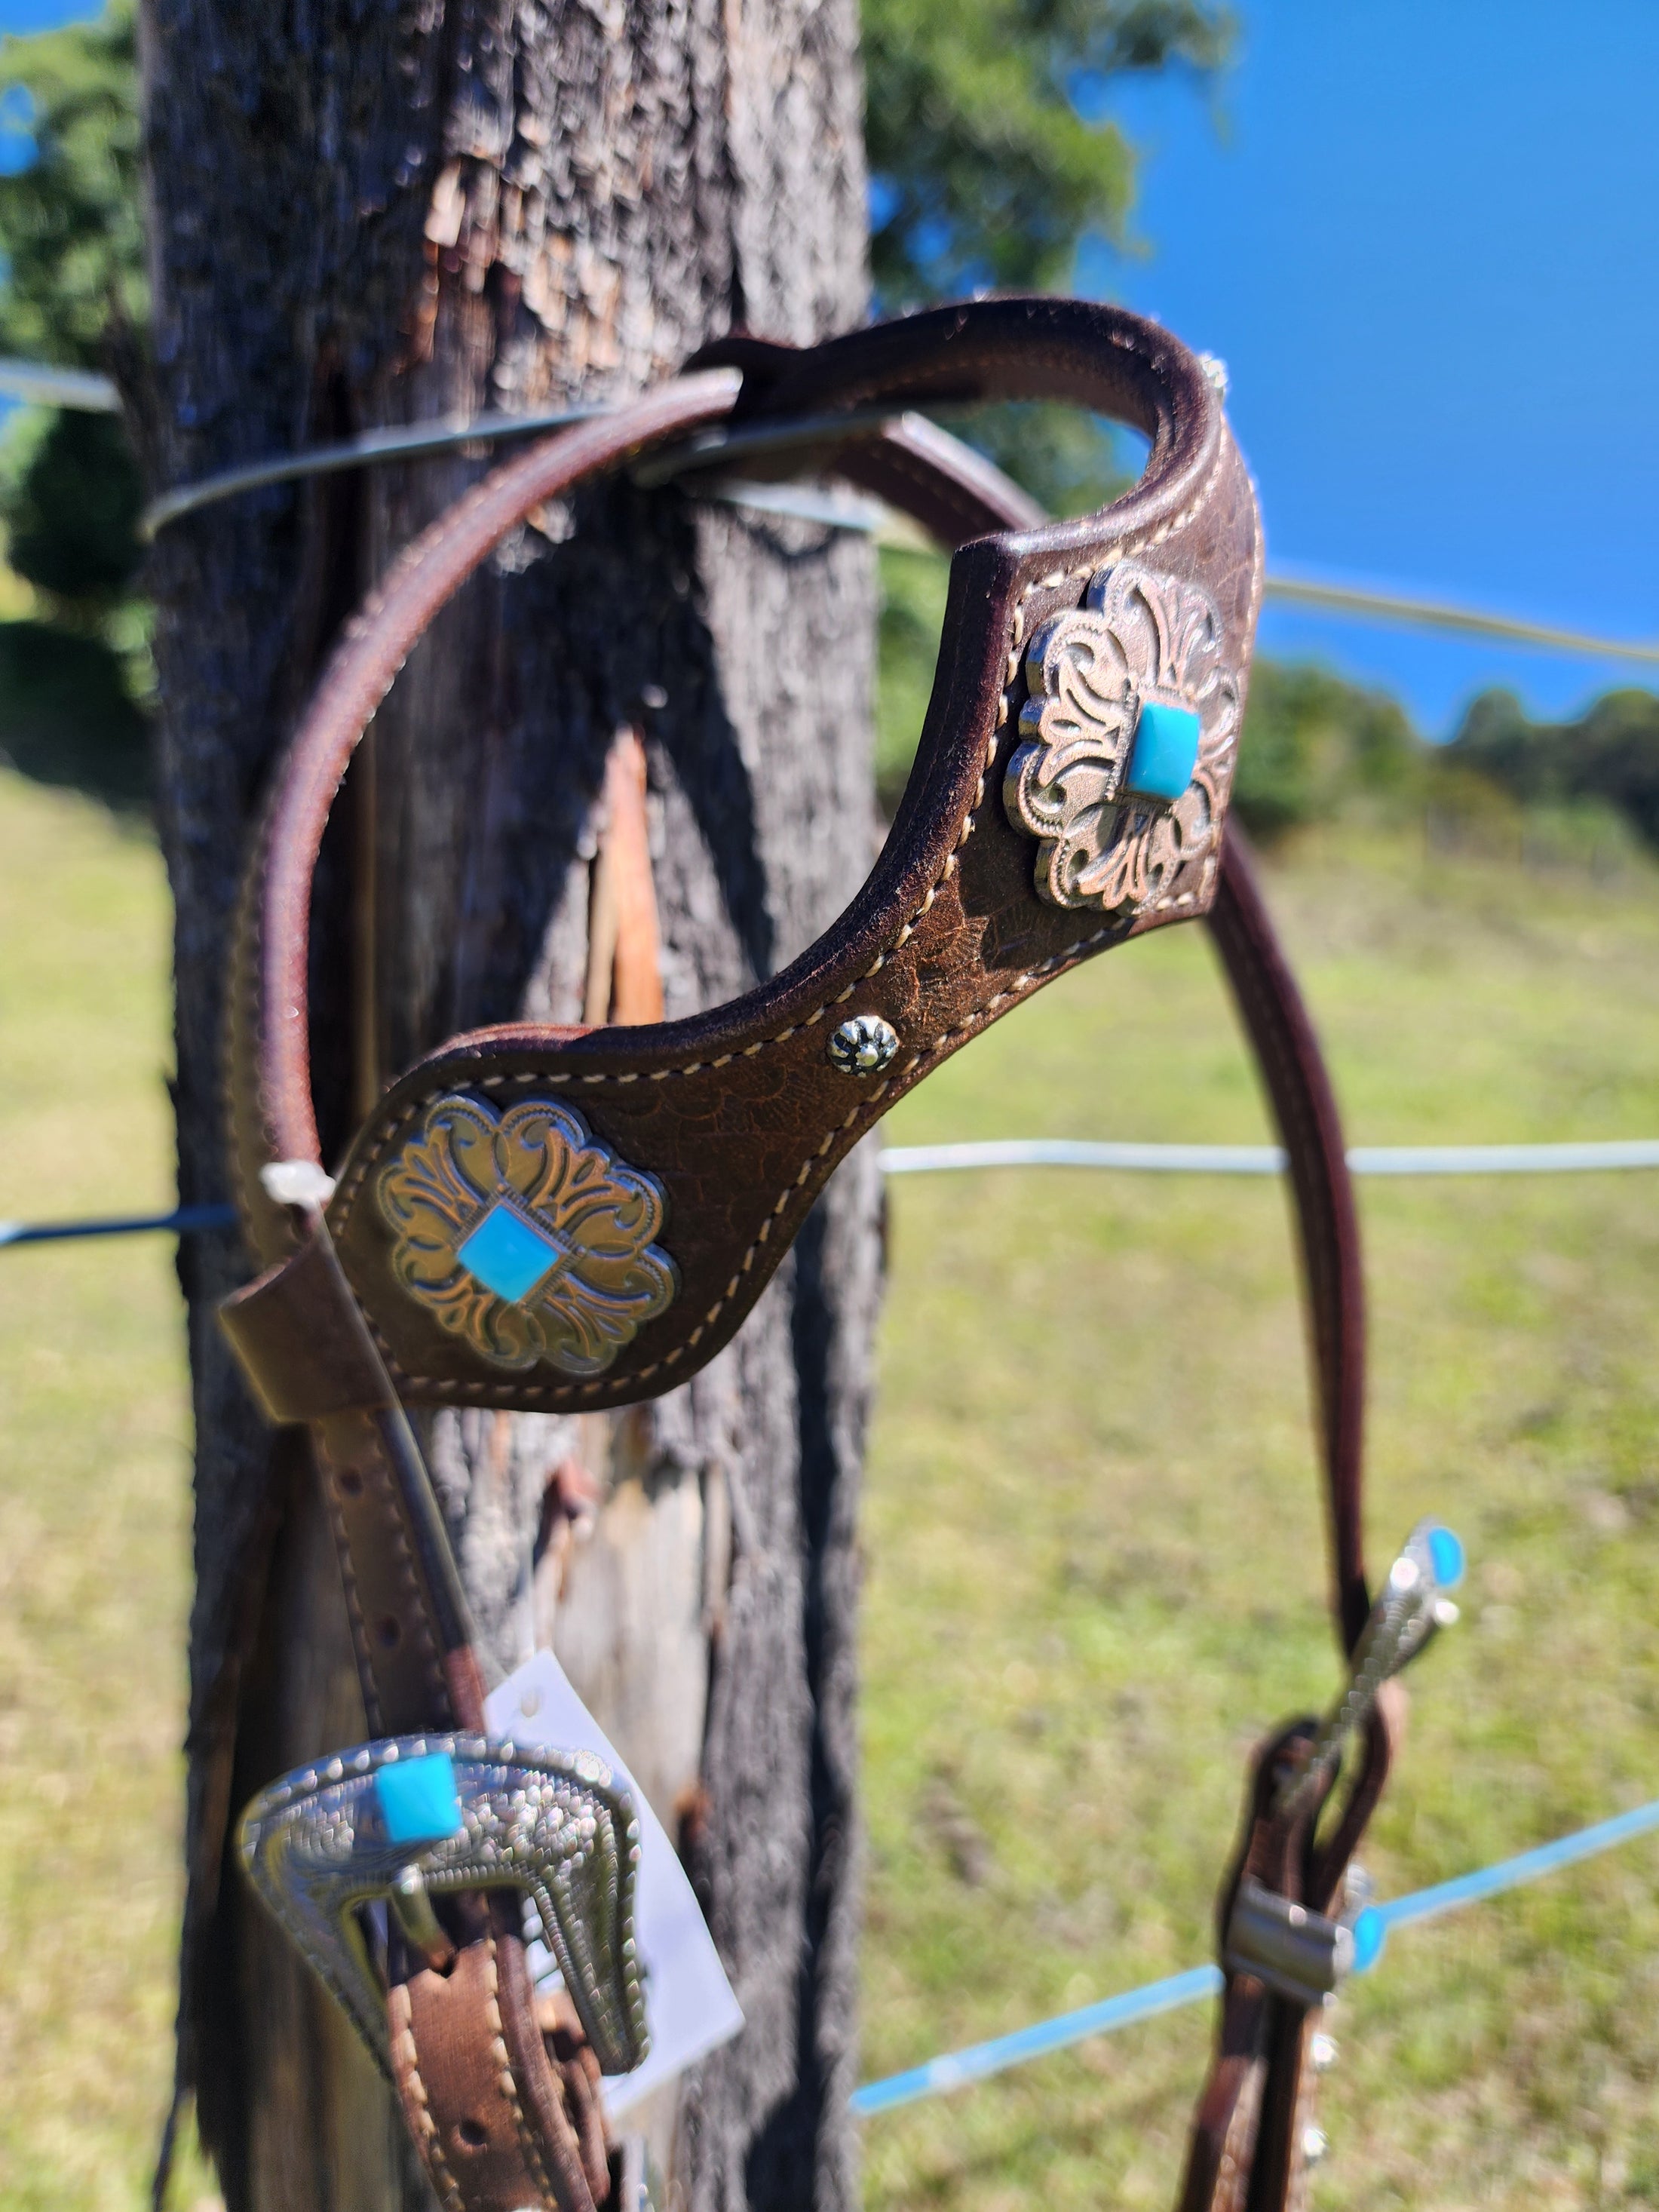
140 6 879 2204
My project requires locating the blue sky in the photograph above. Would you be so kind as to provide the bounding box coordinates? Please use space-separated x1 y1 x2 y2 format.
2 1 1654 735
1084 2 1659 734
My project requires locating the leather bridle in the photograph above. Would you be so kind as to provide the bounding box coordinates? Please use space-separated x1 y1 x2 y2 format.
213 296 1397 2212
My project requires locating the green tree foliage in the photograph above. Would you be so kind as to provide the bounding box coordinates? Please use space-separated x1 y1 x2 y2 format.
6 404 140 599
1447 686 1659 854
1231 658 1422 838
864 0 1231 513
0 0 143 368
0 2 148 803
863 0 1231 300
0 611 148 803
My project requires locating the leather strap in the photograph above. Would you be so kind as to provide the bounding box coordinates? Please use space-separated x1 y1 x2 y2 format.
216 296 1378 2212
222 1223 608 2212
1182 846 1380 2212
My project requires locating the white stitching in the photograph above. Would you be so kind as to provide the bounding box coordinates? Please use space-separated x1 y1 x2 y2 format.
482 1939 561 2211
389 1986 467 2212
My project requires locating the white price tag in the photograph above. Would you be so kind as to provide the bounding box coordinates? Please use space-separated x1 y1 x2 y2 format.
486 1649 744 2115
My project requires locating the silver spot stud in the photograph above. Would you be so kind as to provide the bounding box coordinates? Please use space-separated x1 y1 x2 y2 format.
828 1014 899 1075
1309 2030 1339 2072
1300 2126 1329 2168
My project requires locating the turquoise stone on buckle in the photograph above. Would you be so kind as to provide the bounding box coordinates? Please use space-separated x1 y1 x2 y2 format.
1124 696 1202 802
374 1750 466 1845
456 1201 569 1304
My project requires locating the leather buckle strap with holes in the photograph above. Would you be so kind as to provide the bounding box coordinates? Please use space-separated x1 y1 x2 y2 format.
217 294 1381 2212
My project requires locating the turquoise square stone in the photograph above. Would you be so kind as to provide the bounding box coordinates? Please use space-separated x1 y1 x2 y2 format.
1125 698 1201 802
375 1752 465 1845
457 1201 563 1303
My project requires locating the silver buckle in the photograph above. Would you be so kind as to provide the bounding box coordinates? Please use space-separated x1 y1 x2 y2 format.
238 1733 649 2079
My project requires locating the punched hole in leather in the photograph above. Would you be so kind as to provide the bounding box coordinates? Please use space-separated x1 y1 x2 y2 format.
216 296 1379 2212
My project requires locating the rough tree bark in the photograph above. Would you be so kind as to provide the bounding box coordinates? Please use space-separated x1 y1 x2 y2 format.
140 8 878 2209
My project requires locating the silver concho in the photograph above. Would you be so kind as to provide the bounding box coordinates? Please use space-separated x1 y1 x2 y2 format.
1002 559 1240 913
238 1735 649 2079
376 1093 678 1376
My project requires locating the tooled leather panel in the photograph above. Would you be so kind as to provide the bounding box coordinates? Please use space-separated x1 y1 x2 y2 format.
233 303 1234 1194
323 428 1262 1409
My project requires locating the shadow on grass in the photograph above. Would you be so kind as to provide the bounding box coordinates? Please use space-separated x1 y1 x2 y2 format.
0 618 151 815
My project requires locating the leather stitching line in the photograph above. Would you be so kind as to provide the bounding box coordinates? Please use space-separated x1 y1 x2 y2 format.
482 1938 561 2212
314 1437 385 1735
390 1986 467 2212
363 1422 452 1710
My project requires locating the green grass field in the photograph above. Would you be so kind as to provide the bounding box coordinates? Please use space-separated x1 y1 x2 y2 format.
0 772 195 2209
5 764 1659 2210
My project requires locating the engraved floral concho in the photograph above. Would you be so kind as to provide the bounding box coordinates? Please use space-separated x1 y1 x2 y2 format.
376 1094 677 1375
1003 558 1240 913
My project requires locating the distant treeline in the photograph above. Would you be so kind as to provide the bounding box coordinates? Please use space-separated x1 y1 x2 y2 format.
876 548 1659 862
1443 687 1659 852
1236 660 1659 861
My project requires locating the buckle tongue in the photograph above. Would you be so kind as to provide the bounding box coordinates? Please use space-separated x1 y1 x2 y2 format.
238 1733 649 2079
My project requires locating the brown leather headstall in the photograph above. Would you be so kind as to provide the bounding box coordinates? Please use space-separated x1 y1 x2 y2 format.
216 296 1414 2212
